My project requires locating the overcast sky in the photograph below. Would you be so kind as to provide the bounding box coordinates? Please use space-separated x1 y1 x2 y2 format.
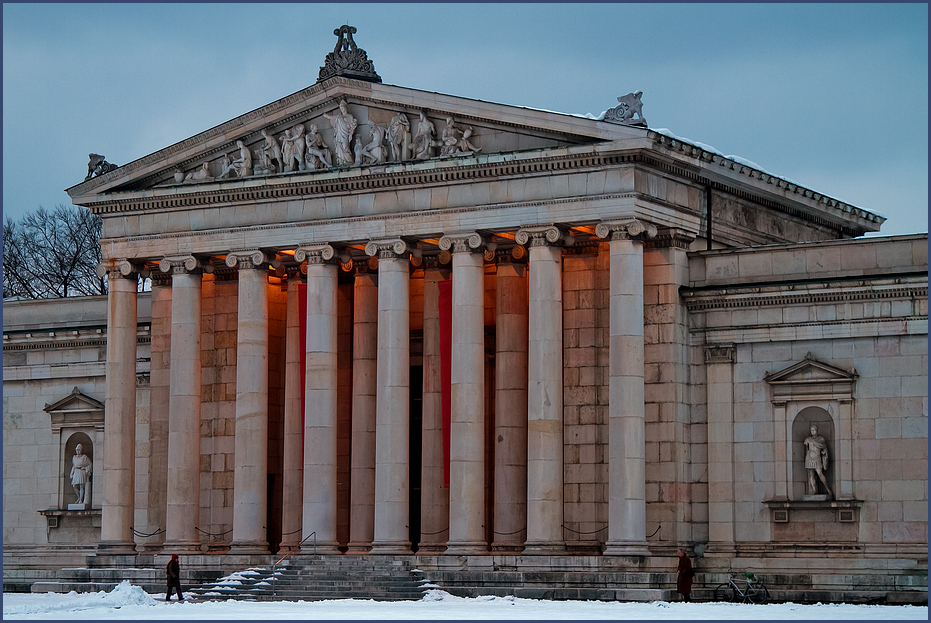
3 3 927 236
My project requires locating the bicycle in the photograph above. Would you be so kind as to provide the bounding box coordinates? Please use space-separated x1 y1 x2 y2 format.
713 571 769 603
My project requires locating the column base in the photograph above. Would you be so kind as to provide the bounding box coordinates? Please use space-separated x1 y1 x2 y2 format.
370 540 412 555
414 543 448 555
300 542 341 555
521 542 566 555
345 542 372 555
96 541 138 556
444 541 488 556
161 541 204 555
228 540 269 556
603 540 651 557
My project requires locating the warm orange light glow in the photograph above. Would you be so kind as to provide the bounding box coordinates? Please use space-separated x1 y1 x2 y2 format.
279 250 296 256
493 232 516 240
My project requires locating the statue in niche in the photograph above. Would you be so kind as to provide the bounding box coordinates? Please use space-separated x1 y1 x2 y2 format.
261 129 284 173
359 124 387 165
281 124 306 172
323 99 358 166
440 116 481 156
70 444 92 506
387 112 411 162
184 162 211 183
803 424 832 499
304 124 333 170
85 153 118 180
411 111 438 160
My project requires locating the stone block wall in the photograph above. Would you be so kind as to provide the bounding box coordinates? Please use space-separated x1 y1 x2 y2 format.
561 244 609 549
198 276 239 544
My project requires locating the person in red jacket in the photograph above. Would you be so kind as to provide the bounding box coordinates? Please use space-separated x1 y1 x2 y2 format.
166 554 184 601
676 549 694 602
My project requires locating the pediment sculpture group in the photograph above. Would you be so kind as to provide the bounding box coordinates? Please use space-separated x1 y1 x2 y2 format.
176 99 482 184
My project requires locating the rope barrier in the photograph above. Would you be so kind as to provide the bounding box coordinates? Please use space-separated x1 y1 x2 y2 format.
131 527 165 538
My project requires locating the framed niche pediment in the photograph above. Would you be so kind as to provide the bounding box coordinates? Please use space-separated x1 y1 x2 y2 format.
764 353 859 401
44 386 105 432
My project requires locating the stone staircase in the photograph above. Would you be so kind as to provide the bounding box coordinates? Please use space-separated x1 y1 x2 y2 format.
187 555 430 601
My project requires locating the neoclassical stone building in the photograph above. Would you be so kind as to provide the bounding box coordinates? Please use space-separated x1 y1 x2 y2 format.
4 29 927 600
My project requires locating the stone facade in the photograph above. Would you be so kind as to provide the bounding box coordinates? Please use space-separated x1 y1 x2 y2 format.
3 33 927 601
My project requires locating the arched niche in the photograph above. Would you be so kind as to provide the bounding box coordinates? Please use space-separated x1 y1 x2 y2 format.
791 407 835 500
63 432 94 508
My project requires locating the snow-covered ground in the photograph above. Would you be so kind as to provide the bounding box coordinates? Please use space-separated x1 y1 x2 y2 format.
2 581 926 620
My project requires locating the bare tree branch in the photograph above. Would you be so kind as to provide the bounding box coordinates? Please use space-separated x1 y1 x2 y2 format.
3 205 105 299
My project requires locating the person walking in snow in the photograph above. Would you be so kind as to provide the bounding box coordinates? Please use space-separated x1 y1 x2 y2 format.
676 549 694 602
166 554 184 601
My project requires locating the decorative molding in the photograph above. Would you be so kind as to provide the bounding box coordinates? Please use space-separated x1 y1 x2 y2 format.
438 231 484 254
682 277 927 312
364 238 408 259
294 243 336 265
595 218 657 241
705 344 736 364
515 224 564 248
224 249 268 270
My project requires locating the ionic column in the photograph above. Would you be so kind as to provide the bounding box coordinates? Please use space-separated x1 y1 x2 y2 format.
365 239 412 554
419 259 451 553
160 255 209 554
280 271 304 552
515 225 566 555
227 250 270 555
295 244 340 554
347 265 378 553
439 232 488 555
597 219 656 557
492 249 529 552
98 260 141 554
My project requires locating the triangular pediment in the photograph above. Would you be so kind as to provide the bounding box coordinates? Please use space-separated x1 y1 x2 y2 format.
44 386 105 414
764 353 859 386
67 77 647 202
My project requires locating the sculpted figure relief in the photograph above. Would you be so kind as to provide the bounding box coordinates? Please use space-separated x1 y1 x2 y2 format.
261 129 284 173
353 135 364 166
70 444 92 506
440 116 481 156
304 124 333 170
803 424 832 499
359 124 387 165
217 140 253 179
281 124 306 172
411 111 438 160
387 112 411 162
183 163 211 183
323 99 358 166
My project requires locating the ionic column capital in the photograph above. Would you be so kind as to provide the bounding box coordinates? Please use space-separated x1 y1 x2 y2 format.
438 231 485 254
224 250 268 270
595 218 657 241
364 238 408 260
97 259 148 279
295 243 336 265
515 225 565 248
159 255 213 275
